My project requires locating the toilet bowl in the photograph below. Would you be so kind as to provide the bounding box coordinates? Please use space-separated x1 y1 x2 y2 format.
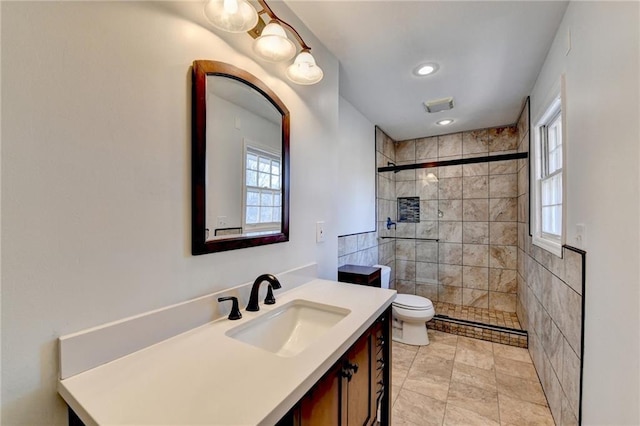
374 264 435 346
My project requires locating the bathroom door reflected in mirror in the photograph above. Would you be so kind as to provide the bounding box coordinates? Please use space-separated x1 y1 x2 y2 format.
192 60 290 254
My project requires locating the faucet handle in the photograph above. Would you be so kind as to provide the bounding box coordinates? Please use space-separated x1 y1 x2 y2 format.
217 297 242 320
264 285 276 305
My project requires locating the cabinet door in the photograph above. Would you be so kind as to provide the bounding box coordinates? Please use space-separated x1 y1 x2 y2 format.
345 331 373 426
299 364 345 426
279 308 392 426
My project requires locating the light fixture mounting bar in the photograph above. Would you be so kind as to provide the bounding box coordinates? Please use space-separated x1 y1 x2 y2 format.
251 0 312 51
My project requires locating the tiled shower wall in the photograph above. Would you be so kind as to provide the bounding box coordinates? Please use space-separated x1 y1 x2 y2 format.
515 101 584 425
382 125 520 312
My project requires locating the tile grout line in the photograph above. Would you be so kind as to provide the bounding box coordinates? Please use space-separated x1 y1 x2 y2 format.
492 341 504 425
439 333 461 425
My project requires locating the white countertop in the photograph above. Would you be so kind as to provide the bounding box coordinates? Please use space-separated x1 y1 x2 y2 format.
58 279 395 425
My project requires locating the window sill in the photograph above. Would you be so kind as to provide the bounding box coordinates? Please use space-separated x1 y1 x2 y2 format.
532 234 563 258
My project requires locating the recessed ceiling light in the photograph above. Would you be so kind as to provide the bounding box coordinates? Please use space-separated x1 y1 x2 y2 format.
414 63 439 76
436 119 454 126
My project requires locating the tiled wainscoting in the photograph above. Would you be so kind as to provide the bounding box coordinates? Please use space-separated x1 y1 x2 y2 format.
515 100 584 425
337 230 379 267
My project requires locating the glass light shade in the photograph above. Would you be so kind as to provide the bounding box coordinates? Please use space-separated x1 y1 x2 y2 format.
204 0 258 33
286 51 324 85
253 21 296 62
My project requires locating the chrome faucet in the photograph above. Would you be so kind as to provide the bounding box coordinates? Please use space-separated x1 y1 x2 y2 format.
246 274 282 312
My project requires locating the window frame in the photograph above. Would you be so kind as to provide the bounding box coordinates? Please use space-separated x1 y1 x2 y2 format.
242 141 282 234
531 77 566 257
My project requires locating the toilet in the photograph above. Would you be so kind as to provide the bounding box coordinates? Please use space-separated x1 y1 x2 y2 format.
374 264 435 346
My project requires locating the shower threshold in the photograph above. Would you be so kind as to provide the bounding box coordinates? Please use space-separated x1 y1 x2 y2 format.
429 302 528 348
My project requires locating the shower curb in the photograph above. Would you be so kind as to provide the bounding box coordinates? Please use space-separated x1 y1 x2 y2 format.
430 314 528 348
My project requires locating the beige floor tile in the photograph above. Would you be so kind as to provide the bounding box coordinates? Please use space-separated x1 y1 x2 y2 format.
393 389 447 426
428 329 459 347
418 341 458 361
391 334 554 426
495 355 539 381
446 380 500 422
391 384 402 408
493 342 533 363
454 346 495 370
403 370 451 402
393 344 418 371
392 363 409 382
410 354 454 381
443 403 501 426
395 341 421 353
457 335 494 353
496 372 548 406
499 394 555 425
451 361 497 392
390 415 425 426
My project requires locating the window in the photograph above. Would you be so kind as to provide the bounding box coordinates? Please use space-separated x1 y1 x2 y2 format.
244 146 281 232
532 88 564 257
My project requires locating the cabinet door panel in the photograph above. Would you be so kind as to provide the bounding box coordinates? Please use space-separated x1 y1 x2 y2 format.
346 333 372 426
278 308 392 426
299 365 342 426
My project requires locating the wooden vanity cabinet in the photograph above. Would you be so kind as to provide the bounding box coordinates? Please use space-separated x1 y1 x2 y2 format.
279 307 391 426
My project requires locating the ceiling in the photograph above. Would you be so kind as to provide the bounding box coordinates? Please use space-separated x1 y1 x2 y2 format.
286 1 568 141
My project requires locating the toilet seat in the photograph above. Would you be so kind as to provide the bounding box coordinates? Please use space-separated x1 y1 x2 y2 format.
393 294 433 311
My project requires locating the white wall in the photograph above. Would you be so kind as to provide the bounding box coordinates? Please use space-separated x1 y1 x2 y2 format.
0 2 339 424
337 97 376 236
530 2 640 423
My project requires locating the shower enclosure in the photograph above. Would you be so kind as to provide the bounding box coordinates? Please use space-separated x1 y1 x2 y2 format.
376 125 527 345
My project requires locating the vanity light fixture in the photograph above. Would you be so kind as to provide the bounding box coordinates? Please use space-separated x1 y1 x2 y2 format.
253 20 296 62
286 50 323 85
204 0 258 33
204 0 323 85
436 119 454 126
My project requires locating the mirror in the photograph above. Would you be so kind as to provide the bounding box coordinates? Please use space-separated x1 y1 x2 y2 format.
192 60 290 254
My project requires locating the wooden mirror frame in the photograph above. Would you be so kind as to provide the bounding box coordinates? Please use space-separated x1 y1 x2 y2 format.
191 60 290 255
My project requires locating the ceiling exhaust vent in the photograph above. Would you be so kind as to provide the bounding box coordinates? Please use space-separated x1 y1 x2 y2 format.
423 97 454 113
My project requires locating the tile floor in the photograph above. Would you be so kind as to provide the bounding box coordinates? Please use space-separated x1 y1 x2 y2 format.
391 330 555 425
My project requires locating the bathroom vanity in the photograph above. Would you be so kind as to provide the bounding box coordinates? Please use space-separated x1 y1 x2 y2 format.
277 311 389 425
58 272 395 425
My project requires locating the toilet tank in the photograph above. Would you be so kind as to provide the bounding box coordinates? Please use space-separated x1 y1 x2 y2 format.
373 264 391 289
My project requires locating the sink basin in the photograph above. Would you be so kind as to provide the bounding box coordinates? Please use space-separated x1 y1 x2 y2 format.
226 299 351 357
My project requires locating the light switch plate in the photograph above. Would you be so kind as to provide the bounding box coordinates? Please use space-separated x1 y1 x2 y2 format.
575 223 586 249
316 221 325 243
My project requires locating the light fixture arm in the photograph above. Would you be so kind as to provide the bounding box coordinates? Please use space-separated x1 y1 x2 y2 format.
255 0 312 51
